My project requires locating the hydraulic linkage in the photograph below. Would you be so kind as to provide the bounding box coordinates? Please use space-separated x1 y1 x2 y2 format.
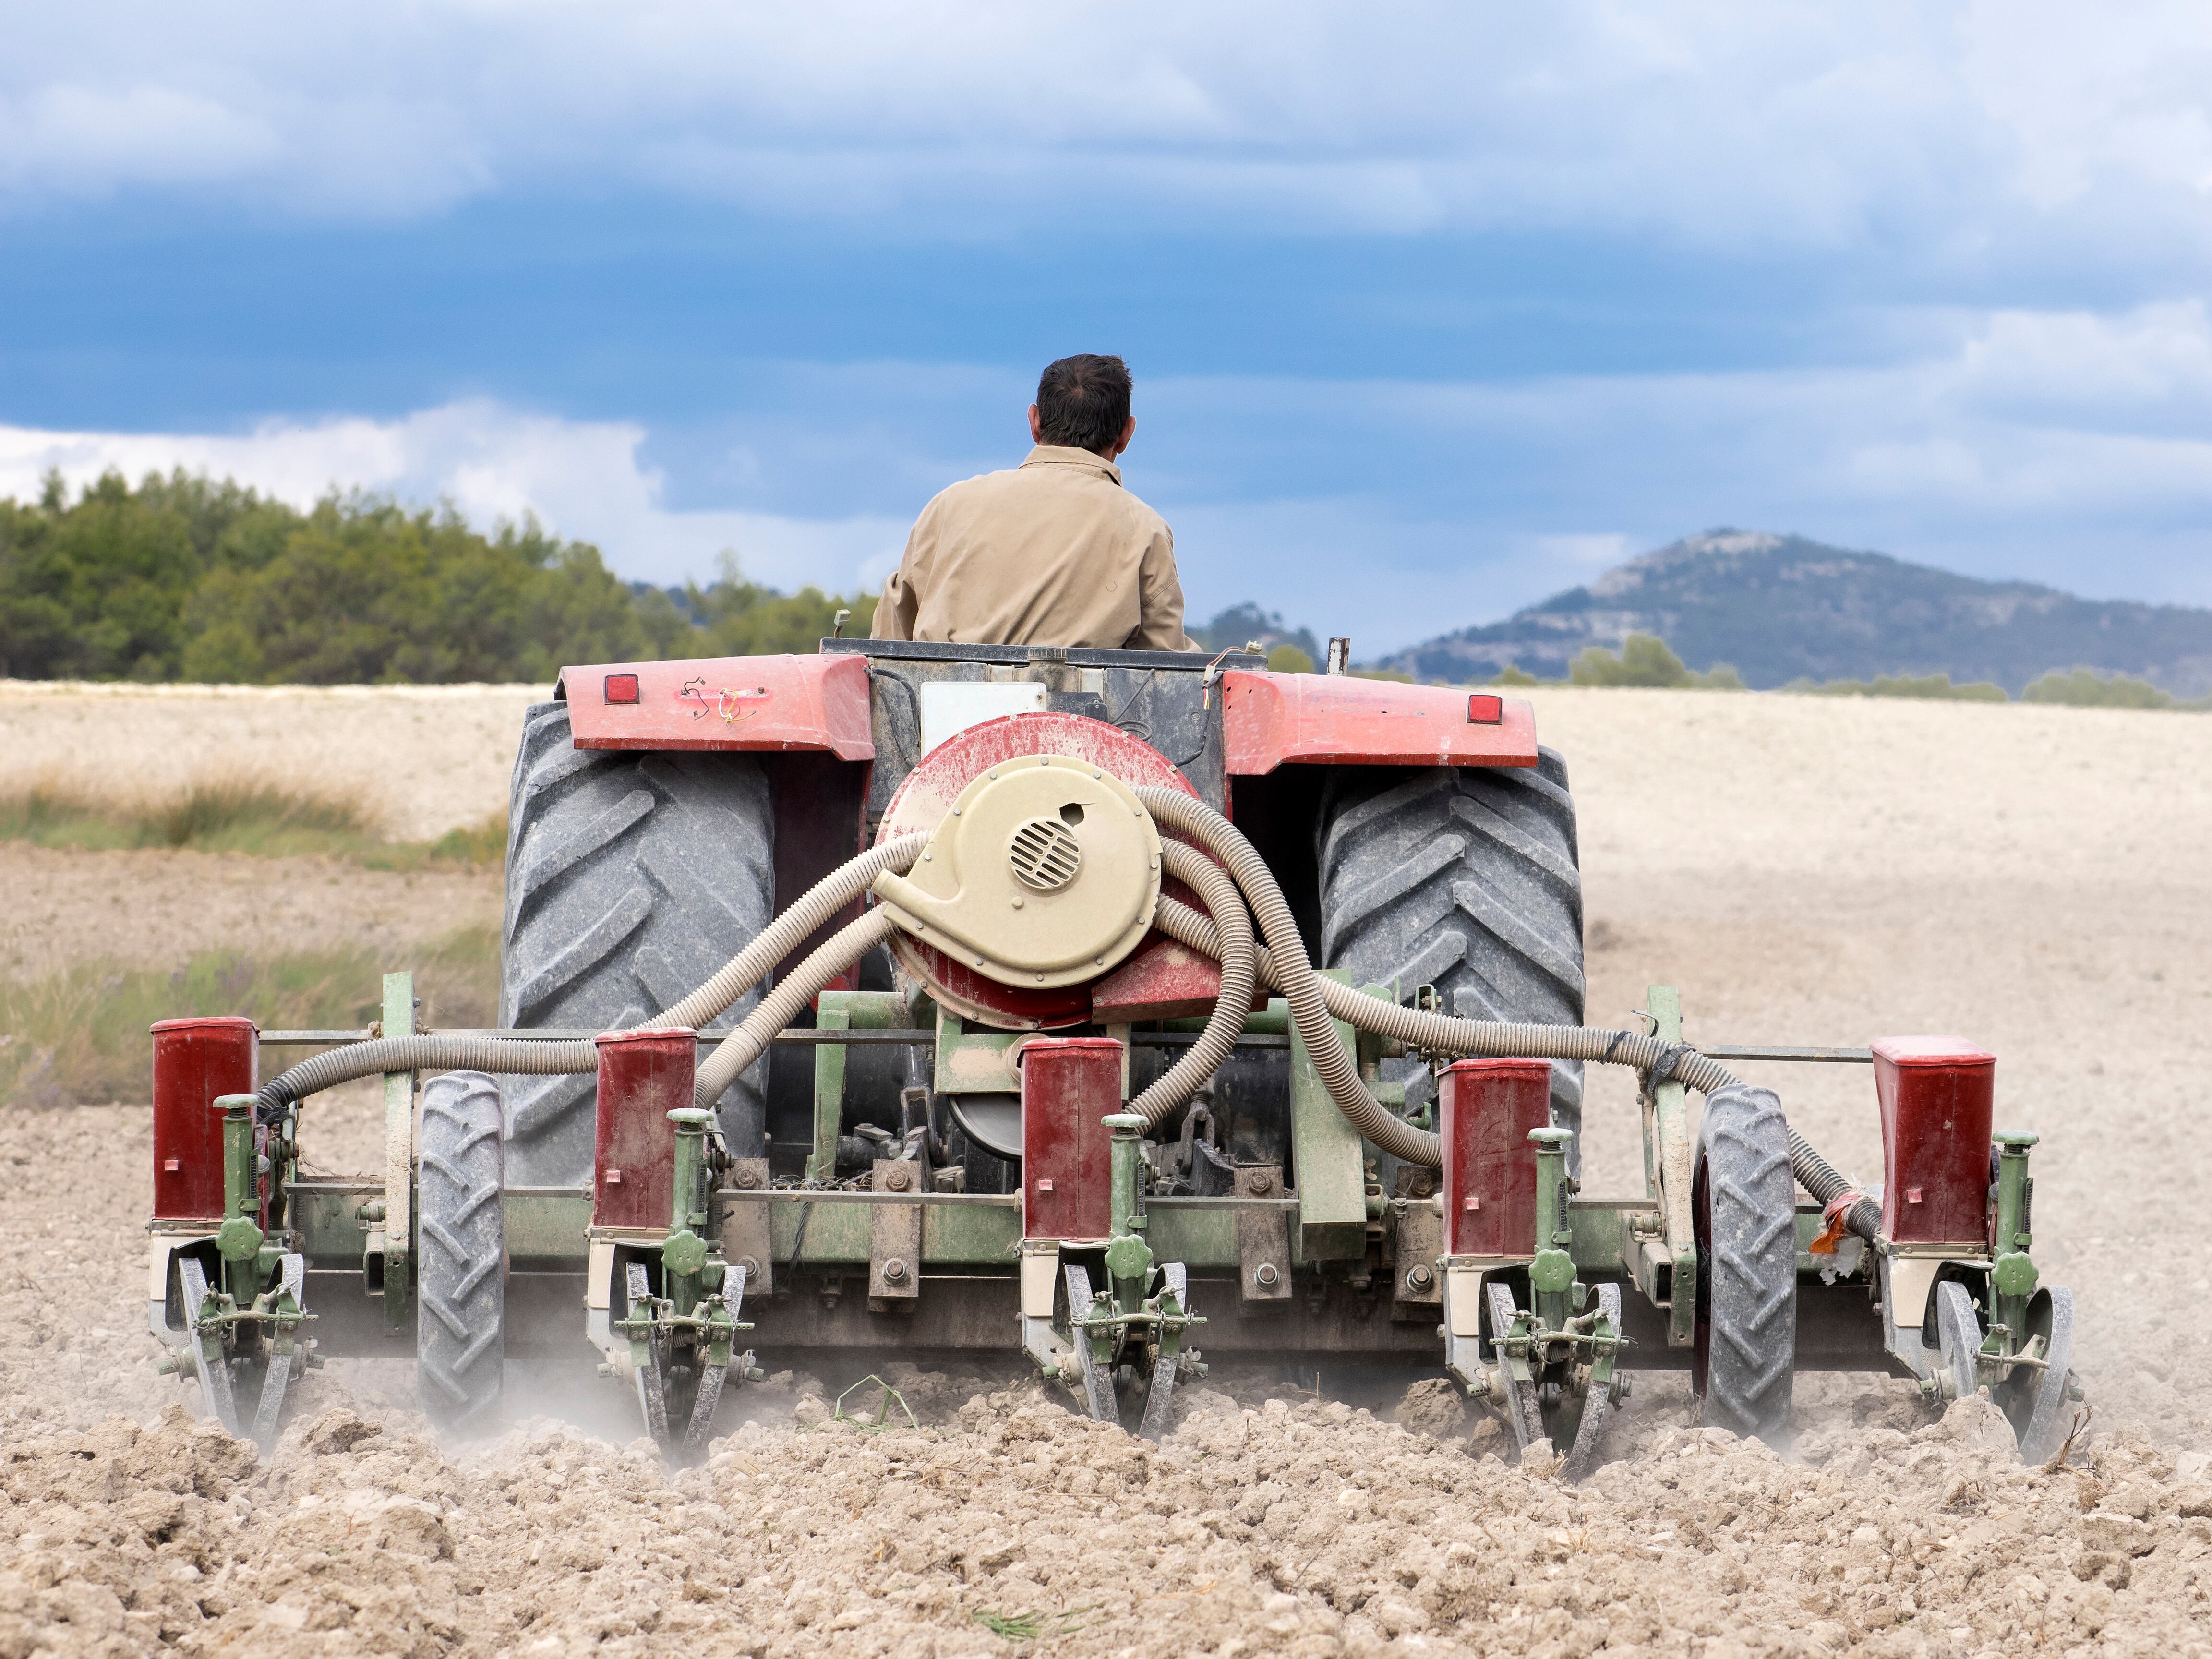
612 1107 761 1454
1059 1113 1208 1441
159 1094 318 1449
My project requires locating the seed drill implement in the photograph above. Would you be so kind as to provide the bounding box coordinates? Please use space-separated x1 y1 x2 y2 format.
145 641 2081 1463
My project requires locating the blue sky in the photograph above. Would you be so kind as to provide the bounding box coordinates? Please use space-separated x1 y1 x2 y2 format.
3 2 2211 652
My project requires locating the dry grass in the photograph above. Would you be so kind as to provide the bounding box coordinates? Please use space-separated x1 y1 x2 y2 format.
0 925 499 1107
0 679 538 842
0 774 505 868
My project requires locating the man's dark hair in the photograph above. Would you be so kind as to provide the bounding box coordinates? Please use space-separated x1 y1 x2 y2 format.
1035 355 1133 455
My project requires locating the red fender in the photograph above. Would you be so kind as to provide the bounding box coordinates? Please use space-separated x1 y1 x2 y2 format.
1220 671 1537 773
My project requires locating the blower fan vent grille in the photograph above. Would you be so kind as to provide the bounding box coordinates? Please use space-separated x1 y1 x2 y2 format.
1008 818 1083 891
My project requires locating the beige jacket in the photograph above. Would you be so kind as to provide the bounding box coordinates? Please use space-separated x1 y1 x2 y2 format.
872 446 1194 650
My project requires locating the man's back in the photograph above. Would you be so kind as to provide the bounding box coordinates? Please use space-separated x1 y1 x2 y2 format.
872 354 1193 651
874 445 1189 650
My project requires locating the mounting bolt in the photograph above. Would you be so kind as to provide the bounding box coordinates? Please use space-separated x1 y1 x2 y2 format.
1404 1263 1434 1293
735 1256 761 1279
1244 1169 1274 1196
1254 1262 1280 1288
882 1258 909 1285
734 1166 762 1190
885 1166 913 1192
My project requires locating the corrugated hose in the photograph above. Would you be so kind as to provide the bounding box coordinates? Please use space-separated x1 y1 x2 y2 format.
252 781 1878 1243
1133 787 1881 1239
253 832 929 1118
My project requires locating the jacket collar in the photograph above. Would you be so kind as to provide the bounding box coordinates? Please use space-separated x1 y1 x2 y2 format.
1020 444 1121 484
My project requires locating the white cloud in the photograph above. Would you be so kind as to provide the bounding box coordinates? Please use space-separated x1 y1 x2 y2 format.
1158 300 2212 638
0 1 2209 262
1524 533 1635 571
0 84 281 194
0 401 904 595
6 298 2210 651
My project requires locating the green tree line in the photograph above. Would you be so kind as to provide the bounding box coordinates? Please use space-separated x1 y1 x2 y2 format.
0 470 879 683
1491 632 2209 707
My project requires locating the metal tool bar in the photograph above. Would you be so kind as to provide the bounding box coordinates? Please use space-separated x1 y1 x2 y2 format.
257 1026 941 1048
721 1189 1020 1208
1136 1032 1293 1050
711 1190 1306 1211
1703 1045 1874 1064
263 1029 1873 1062
262 1025 1304 1050
289 1181 587 1201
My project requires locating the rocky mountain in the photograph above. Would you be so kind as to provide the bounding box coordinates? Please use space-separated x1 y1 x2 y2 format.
1375 530 2212 696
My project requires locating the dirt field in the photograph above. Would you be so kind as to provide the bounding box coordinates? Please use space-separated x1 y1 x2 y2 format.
0 842 502 984
5 685 2212 1656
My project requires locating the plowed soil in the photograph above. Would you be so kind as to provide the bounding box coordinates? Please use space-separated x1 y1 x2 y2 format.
0 842 502 983
5 685 2212 1656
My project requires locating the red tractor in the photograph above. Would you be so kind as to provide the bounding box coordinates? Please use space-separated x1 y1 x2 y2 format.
145 639 2079 1469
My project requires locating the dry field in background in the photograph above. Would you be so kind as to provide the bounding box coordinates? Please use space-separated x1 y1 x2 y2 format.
4 680 2212 1654
0 678 541 842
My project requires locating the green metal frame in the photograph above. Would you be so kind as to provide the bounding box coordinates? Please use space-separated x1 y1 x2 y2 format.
380 971 414 1336
1484 1128 1624 1450
810 990 915 1177
617 1109 752 1377
271 970 1885 1351
1622 985 1700 1346
1289 972 1366 1263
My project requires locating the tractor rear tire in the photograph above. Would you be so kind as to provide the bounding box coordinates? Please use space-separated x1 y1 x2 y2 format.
500 701 776 1187
417 1071 505 1430
1316 753 1587 1162
1692 1084 1797 1444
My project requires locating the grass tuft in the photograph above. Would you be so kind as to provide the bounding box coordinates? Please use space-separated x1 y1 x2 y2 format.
0 776 506 868
0 926 499 1107
418 812 510 867
969 1608 1094 1643
972 1611 1045 1641
152 778 381 848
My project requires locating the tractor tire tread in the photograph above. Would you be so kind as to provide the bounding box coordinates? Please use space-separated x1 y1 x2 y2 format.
499 701 775 1186
1316 750 1587 1150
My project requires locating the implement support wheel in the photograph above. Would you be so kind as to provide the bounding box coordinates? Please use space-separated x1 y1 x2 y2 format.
1692 1083 1796 1445
417 1071 506 1430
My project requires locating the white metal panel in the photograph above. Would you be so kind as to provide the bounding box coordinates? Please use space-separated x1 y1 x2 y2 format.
920 680 1047 756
